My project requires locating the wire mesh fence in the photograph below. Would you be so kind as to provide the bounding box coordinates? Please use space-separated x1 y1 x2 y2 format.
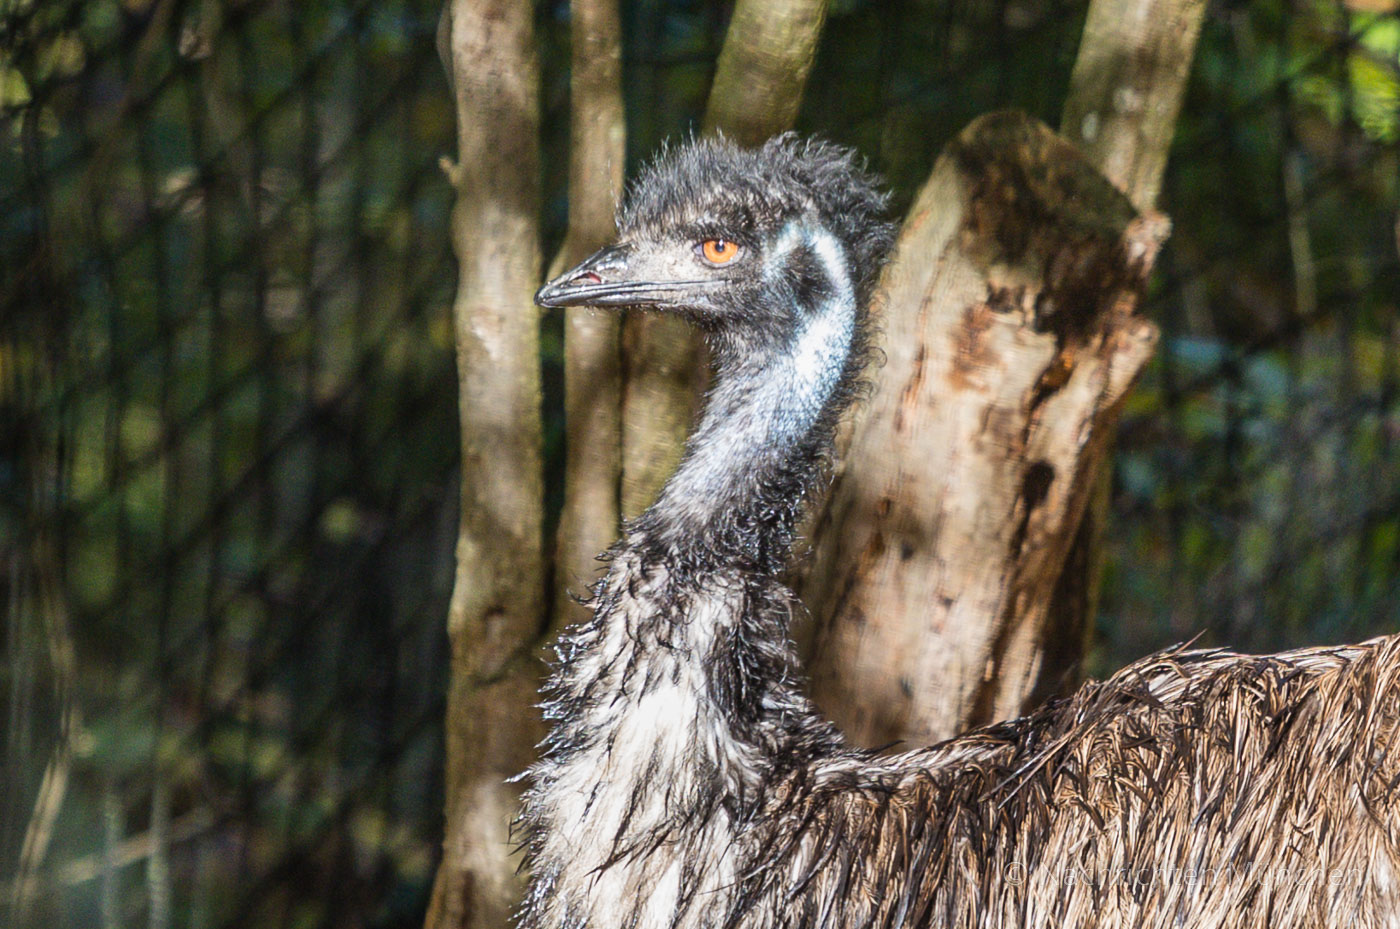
2 0 1398 926
1106 1 1400 657
5 1 458 925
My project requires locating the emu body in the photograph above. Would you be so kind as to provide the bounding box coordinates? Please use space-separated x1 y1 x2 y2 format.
523 135 1400 929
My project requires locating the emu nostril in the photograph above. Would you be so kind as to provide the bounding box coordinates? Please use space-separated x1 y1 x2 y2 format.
582 271 602 284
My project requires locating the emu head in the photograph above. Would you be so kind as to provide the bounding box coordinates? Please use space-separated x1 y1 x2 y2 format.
536 134 893 356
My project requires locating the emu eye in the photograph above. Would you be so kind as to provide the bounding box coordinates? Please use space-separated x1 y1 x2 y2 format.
698 238 741 265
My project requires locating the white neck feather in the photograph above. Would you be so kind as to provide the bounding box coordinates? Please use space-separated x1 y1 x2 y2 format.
651 223 856 528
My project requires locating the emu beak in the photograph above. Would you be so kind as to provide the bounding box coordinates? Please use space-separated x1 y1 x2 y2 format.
535 245 648 309
535 244 716 310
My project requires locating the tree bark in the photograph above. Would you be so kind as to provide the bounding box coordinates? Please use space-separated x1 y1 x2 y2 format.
425 3 545 929
554 0 627 619
803 112 1167 746
702 0 828 147
620 0 828 517
1060 0 1208 213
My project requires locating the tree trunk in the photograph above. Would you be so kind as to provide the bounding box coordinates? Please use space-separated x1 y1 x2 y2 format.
620 0 828 517
1032 0 1209 705
425 3 545 929
554 0 627 620
1060 0 1208 213
702 0 828 147
802 0 1206 746
803 112 1167 746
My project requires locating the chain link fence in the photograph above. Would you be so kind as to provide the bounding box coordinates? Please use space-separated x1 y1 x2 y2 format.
3 0 1397 925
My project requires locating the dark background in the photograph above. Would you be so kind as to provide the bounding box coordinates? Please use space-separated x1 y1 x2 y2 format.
4 0 1398 925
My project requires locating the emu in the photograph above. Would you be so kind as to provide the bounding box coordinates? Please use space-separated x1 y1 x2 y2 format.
525 134 1400 929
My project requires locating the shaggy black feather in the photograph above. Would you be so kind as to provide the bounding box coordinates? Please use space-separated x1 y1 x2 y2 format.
618 133 893 319
617 134 894 577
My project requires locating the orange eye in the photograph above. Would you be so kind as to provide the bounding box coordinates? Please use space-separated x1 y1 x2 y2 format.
700 238 741 265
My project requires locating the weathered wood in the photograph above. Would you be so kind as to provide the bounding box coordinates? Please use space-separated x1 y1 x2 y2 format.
804 112 1166 746
620 0 828 517
425 2 545 928
554 0 626 615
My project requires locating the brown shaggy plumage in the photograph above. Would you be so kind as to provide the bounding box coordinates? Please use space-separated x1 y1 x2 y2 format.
755 636 1400 927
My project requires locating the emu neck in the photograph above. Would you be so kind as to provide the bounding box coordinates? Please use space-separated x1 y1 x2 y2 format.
637 225 857 575
520 226 858 929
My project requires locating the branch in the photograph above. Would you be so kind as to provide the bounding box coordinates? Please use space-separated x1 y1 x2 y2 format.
0 809 214 903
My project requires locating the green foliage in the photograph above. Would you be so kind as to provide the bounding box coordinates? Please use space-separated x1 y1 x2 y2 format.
1295 6 1400 143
